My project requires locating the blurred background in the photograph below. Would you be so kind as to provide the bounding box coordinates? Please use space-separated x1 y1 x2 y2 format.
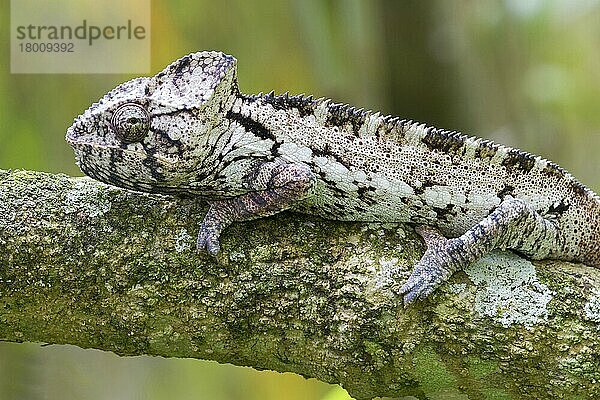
1 0 599 399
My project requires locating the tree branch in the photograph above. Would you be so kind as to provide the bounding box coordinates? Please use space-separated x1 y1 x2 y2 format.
1 169 599 399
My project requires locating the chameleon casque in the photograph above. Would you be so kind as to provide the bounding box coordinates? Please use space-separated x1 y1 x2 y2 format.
66 51 600 304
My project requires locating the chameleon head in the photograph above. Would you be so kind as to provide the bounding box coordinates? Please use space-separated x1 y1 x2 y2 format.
66 51 238 193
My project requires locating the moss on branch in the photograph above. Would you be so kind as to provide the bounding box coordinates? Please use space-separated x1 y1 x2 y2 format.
1 169 599 399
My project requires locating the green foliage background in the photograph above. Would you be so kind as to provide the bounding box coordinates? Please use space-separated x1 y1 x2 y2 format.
0 1 599 399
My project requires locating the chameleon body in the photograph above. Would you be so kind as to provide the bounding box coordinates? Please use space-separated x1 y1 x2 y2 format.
66 51 600 304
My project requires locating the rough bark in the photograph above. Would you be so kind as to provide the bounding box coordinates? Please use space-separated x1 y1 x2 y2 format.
0 168 599 399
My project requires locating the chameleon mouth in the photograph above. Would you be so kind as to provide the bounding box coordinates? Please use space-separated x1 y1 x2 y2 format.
70 142 179 168
67 134 180 171
66 125 179 165
65 125 119 151
68 139 148 160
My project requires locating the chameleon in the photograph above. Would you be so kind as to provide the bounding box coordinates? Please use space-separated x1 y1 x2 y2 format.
66 51 600 305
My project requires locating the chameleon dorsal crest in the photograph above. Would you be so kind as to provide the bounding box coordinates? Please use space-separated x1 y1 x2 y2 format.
148 51 238 113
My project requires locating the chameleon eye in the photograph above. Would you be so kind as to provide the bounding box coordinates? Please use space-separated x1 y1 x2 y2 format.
111 103 150 143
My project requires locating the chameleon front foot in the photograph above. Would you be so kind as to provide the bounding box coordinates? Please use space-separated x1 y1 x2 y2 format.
195 202 232 255
195 161 316 256
400 226 457 305
196 221 222 255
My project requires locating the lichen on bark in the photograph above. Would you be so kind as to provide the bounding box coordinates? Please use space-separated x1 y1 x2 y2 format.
1 169 599 399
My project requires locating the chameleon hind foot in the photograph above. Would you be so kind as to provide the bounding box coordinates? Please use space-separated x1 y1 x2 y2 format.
400 197 560 305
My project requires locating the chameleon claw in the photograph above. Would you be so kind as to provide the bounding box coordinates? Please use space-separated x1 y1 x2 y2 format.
402 289 420 306
399 263 436 305
409 279 438 305
400 260 449 306
400 283 420 305
196 225 221 256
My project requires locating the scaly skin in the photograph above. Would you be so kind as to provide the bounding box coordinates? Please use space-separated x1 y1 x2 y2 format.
66 51 600 304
